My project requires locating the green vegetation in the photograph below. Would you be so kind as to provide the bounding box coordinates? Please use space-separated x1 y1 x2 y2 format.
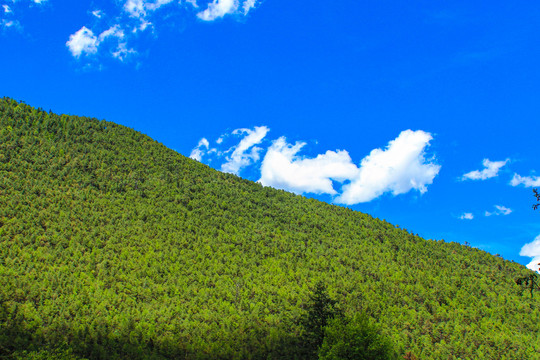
318 313 395 360
1 97 539 359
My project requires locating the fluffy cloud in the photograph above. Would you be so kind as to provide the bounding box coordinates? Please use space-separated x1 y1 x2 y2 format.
335 130 440 204
66 24 135 60
460 213 474 220
197 0 237 21
461 159 508 181
197 0 258 20
66 27 99 57
520 235 540 273
221 126 269 175
190 138 210 161
258 138 360 195
484 205 512 217
510 174 540 187
191 127 440 203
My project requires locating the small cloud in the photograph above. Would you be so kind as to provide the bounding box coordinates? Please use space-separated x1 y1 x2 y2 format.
485 205 512 217
197 0 238 21
67 24 134 60
461 158 508 181
92 10 104 18
66 27 99 57
0 0 48 30
460 213 474 220
520 235 540 273
258 137 360 195
336 130 440 204
510 173 540 188
99 25 125 41
190 138 210 161
1 19 20 29
112 42 137 61
221 126 269 175
242 0 256 15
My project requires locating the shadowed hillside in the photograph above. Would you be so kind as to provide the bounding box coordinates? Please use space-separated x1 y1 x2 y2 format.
0 98 539 359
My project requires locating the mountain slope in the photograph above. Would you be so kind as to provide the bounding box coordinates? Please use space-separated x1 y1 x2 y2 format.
0 98 539 359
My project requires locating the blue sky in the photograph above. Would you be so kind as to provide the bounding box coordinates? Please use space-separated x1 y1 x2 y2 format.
1 0 540 270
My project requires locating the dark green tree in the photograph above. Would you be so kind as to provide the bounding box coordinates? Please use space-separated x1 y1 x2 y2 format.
516 272 540 298
533 188 540 210
300 281 341 358
318 313 396 360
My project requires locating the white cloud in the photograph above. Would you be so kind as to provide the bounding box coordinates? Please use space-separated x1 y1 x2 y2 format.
460 213 474 220
520 235 540 273
124 0 176 19
190 138 210 161
124 0 146 18
485 205 512 217
461 158 508 181
98 25 125 41
259 137 360 195
65 0 259 62
66 27 99 57
112 42 137 61
92 10 104 18
335 130 440 204
3 5 12 13
1 19 19 29
221 126 269 175
66 25 128 59
197 0 238 21
192 128 439 204
242 0 256 14
510 173 540 187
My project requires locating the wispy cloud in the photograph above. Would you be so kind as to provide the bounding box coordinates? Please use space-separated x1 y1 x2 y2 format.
190 138 210 162
335 130 440 204
460 212 474 220
484 205 512 217
1 0 46 30
510 173 540 187
461 158 508 181
221 126 269 175
520 235 540 273
92 10 104 19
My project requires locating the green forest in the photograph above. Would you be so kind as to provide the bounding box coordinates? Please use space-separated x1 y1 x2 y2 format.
0 97 539 359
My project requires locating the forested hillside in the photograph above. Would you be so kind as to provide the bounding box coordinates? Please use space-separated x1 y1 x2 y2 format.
1 97 539 359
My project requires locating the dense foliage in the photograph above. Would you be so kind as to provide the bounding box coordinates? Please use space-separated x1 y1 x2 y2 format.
318 313 395 360
1 97 539 359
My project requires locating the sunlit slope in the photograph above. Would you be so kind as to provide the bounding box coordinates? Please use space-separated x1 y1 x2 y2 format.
1 98 539 359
